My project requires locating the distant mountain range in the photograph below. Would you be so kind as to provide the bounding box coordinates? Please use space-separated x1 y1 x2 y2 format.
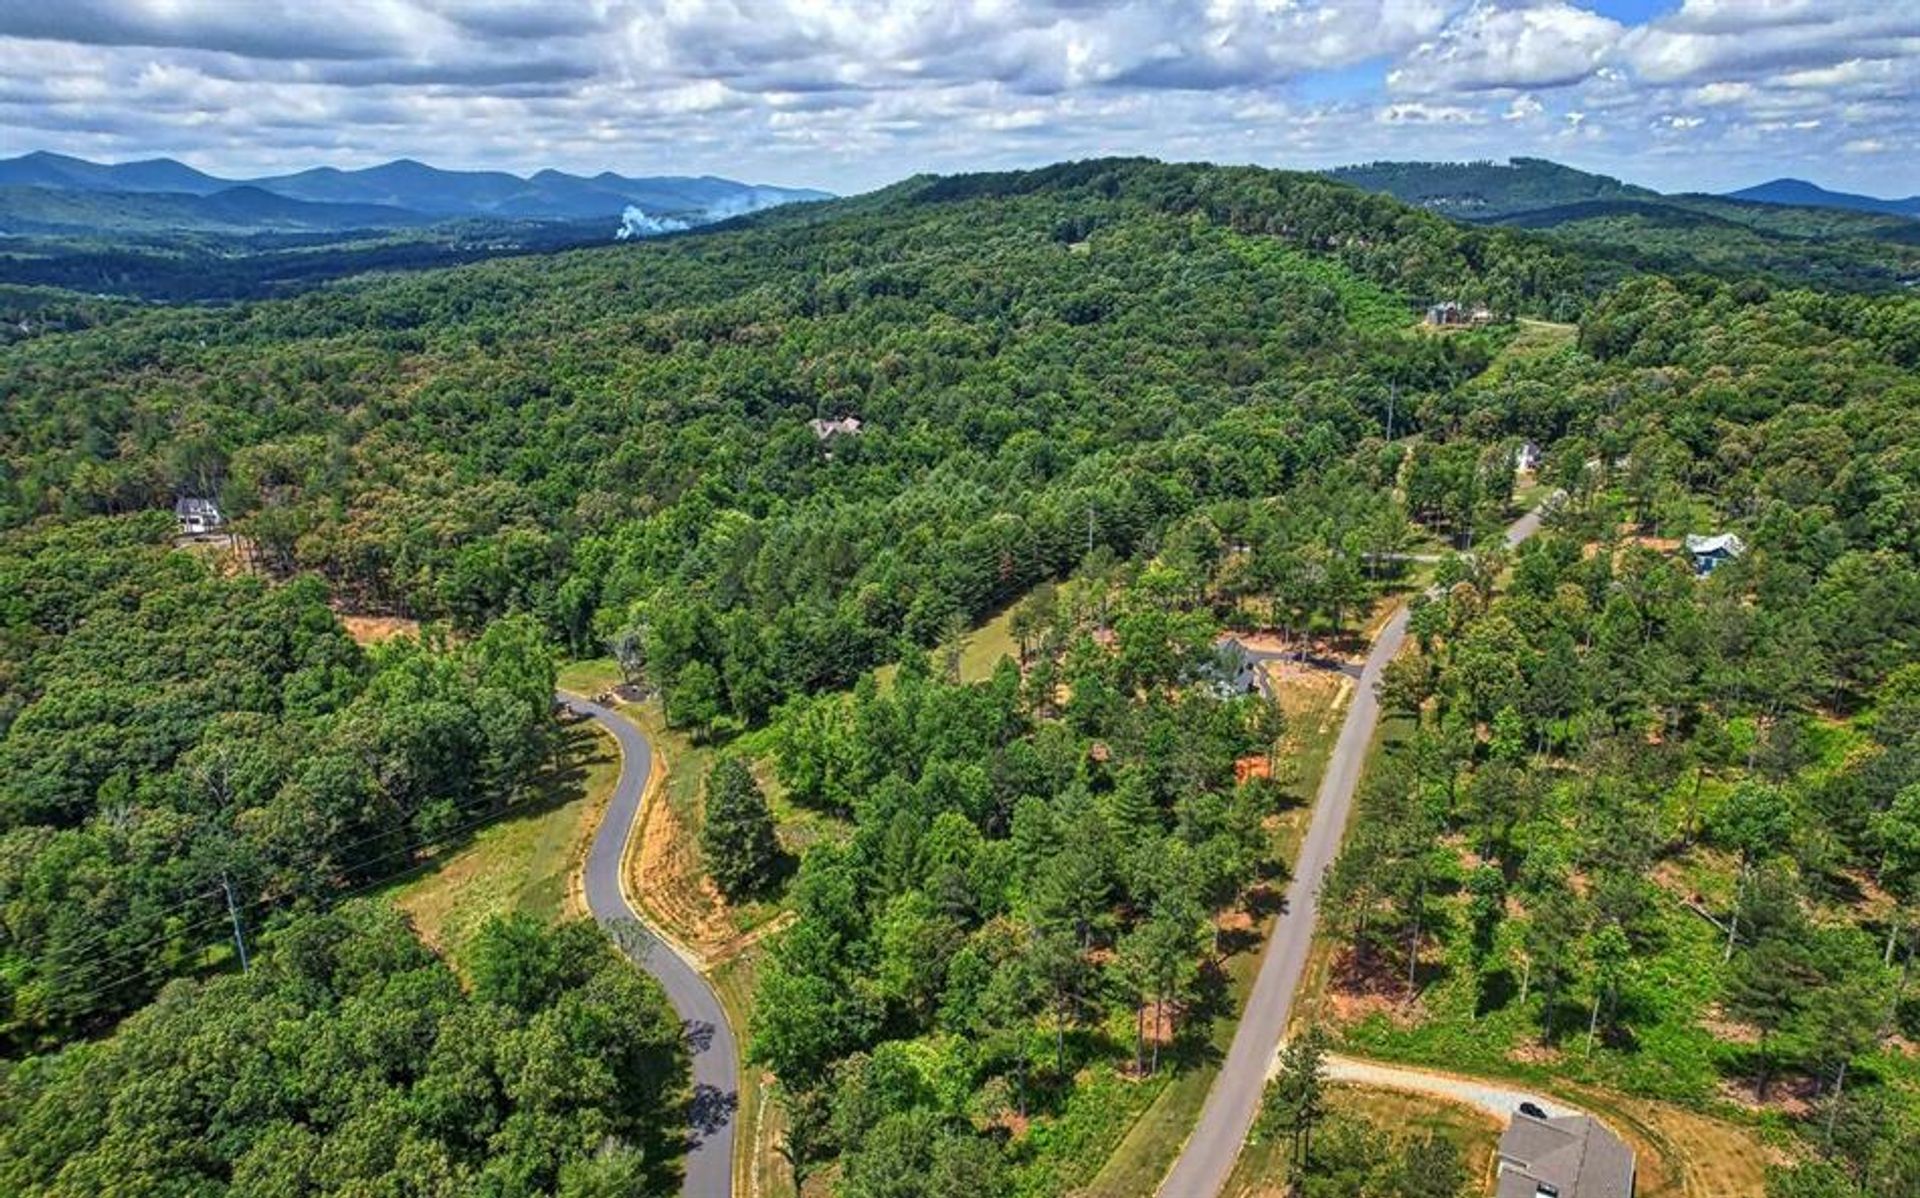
1324 157 1920 226
1725 177 1920 219
1323 157 1920 292
0 151 830 236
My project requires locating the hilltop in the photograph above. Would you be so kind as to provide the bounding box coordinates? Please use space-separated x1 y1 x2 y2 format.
1326 156 1920 291
1727 176 1920 218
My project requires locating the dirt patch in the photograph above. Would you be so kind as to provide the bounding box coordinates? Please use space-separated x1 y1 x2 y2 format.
1506 1041 1566 1067
339 613 422 646
1232 631 1292 655
1216 909 1255 935
632 751 739 956
989 1110 1032 1140
1699 1006 1762 1046
1717 1074 1818 1119
1628 1099 1791 1198
1235 755 1273 784
1325 947 1422 1027
1262 659 1346 734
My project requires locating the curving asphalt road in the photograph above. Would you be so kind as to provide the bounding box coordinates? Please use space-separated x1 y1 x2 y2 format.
1157 505 1544 1198
562 693 738 1198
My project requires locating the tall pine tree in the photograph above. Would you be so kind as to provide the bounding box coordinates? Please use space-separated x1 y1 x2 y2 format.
703 755 781 900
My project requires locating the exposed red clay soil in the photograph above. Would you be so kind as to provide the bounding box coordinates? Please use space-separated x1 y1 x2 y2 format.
338 614 422 646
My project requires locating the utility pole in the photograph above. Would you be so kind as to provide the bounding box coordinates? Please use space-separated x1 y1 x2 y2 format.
1385 379 1396 443
221 873 250 973
1086 505 1095 558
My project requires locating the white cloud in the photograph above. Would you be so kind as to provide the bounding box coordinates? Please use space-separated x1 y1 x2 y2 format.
1379 101 1483 124
1389 2 1622 93
0 1 1914 196
1504 94 1544 121
1622 0 1920 85
1688 81 1752 105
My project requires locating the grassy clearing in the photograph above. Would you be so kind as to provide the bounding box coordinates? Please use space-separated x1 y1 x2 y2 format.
1471 317 1579 388
874 592 1030 692
390 716 617 966
557 656 624 696
1223 231 1414 336
1223 1083 1502 1198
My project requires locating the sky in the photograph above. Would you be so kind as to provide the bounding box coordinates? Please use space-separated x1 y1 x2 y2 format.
1 1 1916 197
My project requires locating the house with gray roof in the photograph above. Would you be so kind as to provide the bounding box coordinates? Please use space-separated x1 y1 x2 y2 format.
1496 1111 1635 1198
174 496 225 537
1682 532 1746 576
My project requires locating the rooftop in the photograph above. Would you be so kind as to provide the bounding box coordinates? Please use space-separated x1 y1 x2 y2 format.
1496 1112 1635 1198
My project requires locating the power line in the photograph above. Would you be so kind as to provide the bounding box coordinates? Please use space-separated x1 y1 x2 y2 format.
44 794 560 1016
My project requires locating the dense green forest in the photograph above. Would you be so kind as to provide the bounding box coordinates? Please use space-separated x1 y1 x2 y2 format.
1331 158 1920 293
0 159 1579 728
0 905 687 1197
2 157 1919 1196
0 512 561 1042
1318 277 1920 1197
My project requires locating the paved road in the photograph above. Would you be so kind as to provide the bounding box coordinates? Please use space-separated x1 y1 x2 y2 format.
563 694 738 1198
1157 506 1543 1198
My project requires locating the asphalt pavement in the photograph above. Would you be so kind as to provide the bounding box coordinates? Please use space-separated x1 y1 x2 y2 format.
1156 506 1544 1198
562 693 738 1198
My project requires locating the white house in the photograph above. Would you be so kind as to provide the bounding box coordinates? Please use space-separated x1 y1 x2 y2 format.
1682 533 1746 576
174 496 225 536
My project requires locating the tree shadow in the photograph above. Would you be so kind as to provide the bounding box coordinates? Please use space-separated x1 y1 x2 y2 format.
1474 967 1517 1017
688 1082 739 1144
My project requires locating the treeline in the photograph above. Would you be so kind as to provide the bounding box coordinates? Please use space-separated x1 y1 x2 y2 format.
0 905 687 1197
0 514 558 1045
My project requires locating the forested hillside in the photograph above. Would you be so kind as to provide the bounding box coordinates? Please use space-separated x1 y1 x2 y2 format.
1331 158 1920 293
0 159 1582 728
0 514 560 1042
1 157 1918 1197
0 905 687 1196
1319 276 1920 1197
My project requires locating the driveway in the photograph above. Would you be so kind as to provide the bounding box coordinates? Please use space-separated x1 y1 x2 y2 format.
1311 1053 1582 1122
1156 505 1544 1198
562 693 738 1198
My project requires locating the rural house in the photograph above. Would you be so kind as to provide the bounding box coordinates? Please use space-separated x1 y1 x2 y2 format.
1496 1110 1635 1198
1207 636 1274 699
808 415 863 439
1425 301 1496 328
1682 532 1746 576
174 496 225 536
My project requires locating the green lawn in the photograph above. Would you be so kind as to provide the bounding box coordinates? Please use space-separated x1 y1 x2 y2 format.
874 592 1034 692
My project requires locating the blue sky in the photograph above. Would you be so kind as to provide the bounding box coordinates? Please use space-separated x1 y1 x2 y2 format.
0 2 1914 197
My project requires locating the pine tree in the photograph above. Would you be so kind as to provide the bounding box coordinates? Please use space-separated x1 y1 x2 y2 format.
702 755 781 900
1263 1027 1329 1189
